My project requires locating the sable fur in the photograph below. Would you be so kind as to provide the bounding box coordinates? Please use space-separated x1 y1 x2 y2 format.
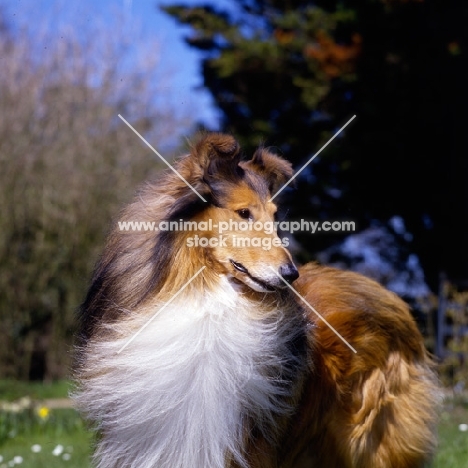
74 133 441 468
279 264 441 467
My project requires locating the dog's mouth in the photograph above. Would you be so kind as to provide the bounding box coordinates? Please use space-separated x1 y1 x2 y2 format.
229 259 277 292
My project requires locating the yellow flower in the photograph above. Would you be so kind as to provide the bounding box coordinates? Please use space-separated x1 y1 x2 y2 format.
37 406 50 420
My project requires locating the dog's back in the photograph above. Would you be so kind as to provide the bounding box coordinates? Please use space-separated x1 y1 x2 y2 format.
278 263 440 467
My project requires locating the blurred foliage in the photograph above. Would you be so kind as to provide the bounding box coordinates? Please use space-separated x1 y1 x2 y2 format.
163 1 357 157
0 380 69 402
438 281 468 388
0 9 192 380
164 0 468 290
0 407 83 446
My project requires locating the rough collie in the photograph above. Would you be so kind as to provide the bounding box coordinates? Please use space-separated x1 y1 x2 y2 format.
74 133 441 468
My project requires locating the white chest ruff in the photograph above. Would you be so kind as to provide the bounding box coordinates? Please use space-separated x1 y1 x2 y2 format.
76 280 305 468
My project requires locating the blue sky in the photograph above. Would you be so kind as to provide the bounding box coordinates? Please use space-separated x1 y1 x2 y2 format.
2 0 229 128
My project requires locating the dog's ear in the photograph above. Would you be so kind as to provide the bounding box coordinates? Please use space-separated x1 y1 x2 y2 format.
188 133 244 206
245 148 294 194
192 133 243 183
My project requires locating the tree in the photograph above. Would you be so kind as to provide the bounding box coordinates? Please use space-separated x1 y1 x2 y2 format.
164 2 356 160
164 0 468 290
0 10 193 380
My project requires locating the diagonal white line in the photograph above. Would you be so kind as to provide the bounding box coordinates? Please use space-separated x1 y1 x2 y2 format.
268 267 357 353
269 115 357 202
117 266 206 354
118 114 207 202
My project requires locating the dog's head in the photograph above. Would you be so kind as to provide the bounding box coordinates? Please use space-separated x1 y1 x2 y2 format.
168 133 298 293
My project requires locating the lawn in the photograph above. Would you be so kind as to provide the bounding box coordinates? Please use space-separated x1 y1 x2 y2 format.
0 380 467 467
0 380 92 467
433 395 468 468
0 430 91 468
0 381 70 402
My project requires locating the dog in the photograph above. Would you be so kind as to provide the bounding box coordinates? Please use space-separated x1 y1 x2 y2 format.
74 133 441 468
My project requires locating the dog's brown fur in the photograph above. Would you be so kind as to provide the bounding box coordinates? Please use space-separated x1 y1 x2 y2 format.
278 264 439 467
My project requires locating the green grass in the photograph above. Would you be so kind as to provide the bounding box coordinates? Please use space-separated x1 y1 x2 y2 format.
1 380 468 467
0 380 92 467
0 429 91 468
0 380 70 402
433 396 468 467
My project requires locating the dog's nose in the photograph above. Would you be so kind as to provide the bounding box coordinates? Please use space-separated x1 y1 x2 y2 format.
279 263 299 284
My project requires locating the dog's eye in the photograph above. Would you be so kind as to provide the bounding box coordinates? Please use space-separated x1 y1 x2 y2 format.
236 209 252 220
